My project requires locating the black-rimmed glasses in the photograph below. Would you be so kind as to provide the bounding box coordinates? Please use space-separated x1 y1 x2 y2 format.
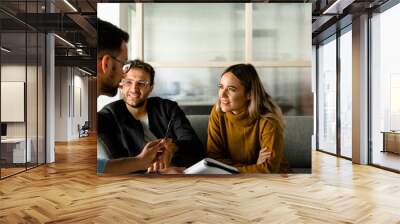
107 55 132 74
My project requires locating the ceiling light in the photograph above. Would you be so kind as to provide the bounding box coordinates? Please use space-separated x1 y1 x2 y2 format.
323 0 341 14
76 48 87 56
1 47 11 53
63 0 78 12
54 34 75 48
323 0 354 15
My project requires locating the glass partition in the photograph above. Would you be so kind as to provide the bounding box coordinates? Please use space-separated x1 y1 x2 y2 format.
151 68 224 106
27 32 38 169
317 36 337 154
371 4 400 171
127 4 137 59
258 67 312 115
38 33 46 165
1 31 28 177
101 3 312 115
253 4 311 61
339 28 352 158
144 3 245 62
0 1 46 179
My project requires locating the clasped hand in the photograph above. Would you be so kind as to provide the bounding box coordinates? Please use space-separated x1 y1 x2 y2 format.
146 138 177 173
257 147 272 165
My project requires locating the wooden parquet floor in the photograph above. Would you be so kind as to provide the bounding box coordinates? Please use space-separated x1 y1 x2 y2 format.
1 135 400 223
1 167 26 178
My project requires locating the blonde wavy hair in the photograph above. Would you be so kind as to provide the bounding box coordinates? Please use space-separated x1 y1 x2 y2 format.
216 63 285 130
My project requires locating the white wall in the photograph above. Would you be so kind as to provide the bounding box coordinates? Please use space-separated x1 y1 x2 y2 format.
55 67 67 141
1 65 34 137
1 64 46 164
54 67 89 141
1 66 26 142
72 73 89 138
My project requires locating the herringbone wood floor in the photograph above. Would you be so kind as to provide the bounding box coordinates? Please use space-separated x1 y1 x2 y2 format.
1 135 399 224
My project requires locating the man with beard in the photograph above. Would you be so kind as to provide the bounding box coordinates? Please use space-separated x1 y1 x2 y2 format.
97 20 162 174
97 19 128 97
98 59 204 174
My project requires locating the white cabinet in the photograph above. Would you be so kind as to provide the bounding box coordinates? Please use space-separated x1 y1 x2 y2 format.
1 138 32 163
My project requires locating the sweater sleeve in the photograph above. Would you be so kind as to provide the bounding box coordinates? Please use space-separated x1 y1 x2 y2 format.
236 119 284 173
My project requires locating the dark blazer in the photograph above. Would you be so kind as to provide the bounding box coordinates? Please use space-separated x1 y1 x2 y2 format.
97 97 204 167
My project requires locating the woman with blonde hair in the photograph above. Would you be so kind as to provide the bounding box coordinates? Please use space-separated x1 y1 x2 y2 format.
207 63 289 173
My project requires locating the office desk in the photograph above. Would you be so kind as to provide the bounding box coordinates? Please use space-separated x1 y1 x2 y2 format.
1 138 31 164
381 131 400 154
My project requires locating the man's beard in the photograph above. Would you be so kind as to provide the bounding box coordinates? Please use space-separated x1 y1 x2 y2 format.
126 99 146 109
100 66 120 97
101 83 118 97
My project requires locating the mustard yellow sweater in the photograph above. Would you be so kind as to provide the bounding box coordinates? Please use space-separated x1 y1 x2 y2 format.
207 106 289 173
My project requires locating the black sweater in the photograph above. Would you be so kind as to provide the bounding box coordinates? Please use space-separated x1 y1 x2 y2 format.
97 97 204 167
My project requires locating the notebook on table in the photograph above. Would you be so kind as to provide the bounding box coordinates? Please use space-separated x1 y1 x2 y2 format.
184 158 239 174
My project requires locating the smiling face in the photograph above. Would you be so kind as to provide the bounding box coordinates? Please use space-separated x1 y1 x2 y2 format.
218 72 249 114
121 68 153 108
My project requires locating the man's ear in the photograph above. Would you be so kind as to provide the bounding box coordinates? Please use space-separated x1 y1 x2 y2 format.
101 55 112 75
149 85 154 93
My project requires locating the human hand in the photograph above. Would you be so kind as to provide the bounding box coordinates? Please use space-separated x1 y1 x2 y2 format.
158 166 186 174
257 147 272 165
137 140 163 170
147 138 177 173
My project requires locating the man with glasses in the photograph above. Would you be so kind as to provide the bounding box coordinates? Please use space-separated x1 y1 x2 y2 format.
97 19 161 174
98 59 204 174
97 19 129 97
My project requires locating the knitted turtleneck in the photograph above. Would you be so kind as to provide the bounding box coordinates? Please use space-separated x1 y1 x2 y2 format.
207 106 289 173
